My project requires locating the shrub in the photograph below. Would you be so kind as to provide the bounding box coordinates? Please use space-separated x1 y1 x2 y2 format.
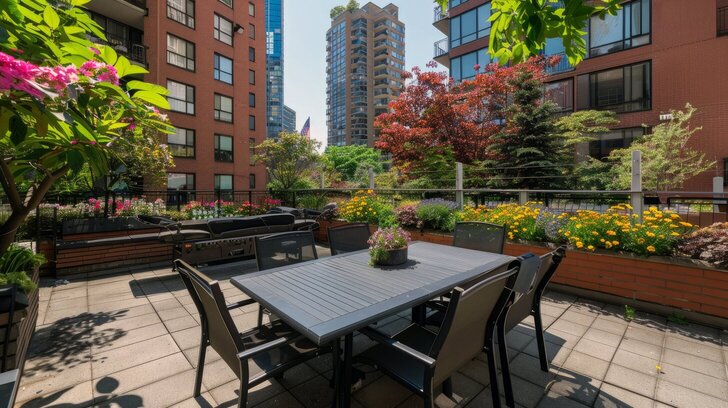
676 222 728 267
338 190 393 225
368 226 411 266
416 202 455 231
483 203 547 241
0 245 43 292
394 205 420 228
418 198 458 211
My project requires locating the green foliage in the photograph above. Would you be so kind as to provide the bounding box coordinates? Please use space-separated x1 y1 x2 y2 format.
254 132 321 191
323 145 383 184
296 193 330 211
607 104 715 191
0 245 43 292
667 312 688 325
624 305 636 321
368 226 411 266
555 110 620 149
330 0 359 19
570 157 613 190
416 203 455 232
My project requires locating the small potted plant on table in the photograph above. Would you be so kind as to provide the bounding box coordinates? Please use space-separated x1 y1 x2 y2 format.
368 226 411 267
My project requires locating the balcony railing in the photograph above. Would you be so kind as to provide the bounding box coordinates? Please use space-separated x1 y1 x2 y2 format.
719 6 728 36
434 38 448 58
545 52 573 75
433 5 448 23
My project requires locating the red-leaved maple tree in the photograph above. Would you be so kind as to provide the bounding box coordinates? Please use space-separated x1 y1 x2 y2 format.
375 58 551 170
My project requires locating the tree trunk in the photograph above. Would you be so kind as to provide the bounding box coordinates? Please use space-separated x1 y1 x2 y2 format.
0 209 31 255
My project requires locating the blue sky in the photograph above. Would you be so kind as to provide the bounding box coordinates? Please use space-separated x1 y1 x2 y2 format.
283 0 443 147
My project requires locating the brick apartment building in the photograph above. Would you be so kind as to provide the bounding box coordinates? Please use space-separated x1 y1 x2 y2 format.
434 0 728 192
86 0 267 192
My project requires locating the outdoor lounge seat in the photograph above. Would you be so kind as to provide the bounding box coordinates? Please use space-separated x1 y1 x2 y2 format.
356 263 521 408
327 223 370 255
174 260 330 408
452 221 506 253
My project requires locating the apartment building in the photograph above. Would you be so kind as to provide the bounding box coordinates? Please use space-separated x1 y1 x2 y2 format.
282 104 297 133
266 0 286 139
326 2 406 147
86 0 267 192
434 0 728 191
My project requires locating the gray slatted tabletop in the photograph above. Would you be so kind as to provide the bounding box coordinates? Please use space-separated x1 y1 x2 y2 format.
230 241 515 345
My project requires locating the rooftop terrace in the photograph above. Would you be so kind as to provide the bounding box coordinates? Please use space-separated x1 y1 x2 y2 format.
14 247 728 408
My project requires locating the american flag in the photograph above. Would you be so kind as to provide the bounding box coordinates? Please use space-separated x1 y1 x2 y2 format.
300 117 311 138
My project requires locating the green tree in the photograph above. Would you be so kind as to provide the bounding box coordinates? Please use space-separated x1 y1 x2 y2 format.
0 0 172 253
434 0 621 65
323 145 383 183
330 0 360 19
607 104 715 191
254 132 321 191
485 67 563 189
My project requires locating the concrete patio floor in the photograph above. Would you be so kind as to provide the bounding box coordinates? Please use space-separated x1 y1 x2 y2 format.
13 248 728 408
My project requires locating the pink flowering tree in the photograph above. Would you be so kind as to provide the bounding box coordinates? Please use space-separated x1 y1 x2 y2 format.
0 0 173 253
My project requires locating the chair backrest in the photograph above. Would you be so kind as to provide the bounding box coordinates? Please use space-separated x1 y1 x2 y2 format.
511 253 542 301
429 264 519 385
452 222 505 254
254 230 318 271
174 260 244 376
327 223 371 255
505 246 566 332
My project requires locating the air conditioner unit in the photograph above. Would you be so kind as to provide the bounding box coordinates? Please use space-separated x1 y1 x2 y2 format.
659 113 673 121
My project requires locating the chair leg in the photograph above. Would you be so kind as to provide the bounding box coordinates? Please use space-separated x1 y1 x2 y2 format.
443 377 453 399
497 321 514 407
257 306 264 327
423 394 434 408
194 334 207 397
423 380 435 408
485 325 501 408
533 308 549 372
238 379 249 408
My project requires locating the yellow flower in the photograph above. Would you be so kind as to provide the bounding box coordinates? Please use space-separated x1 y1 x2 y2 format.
612 240 619 246
646 245 656 253
576 241 584 249
670 232 679 236
591 231 599 236
646 232 655 238
587 245 595 251
679 222 693 227
606 230 616 236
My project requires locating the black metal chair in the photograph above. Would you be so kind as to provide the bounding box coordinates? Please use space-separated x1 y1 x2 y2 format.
327 223 370 255
175 260 329 408
356 264 521 408
452 221 506 254
496 246 566 407
254 230 318 326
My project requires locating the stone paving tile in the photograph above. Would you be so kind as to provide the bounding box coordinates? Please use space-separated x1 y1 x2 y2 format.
550 368 602 407
664 334 724 362
661 347 727 380
573 338 617 362
594 383 654 408
657 362 728 400
91 334 181 378
603 364 657 399
16 380 94 408
537 391 590 408
655 380 728 408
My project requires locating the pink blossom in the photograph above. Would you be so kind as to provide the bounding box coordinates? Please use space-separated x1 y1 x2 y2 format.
70 140 78 145
90 47 101 55
473 64 481 72
79 60 120 85
128 123 137 131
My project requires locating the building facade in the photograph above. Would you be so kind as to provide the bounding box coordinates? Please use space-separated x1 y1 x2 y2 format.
326 2 405 147
86 0 267 192
265 0 285 139
434 0 728 191
282 104 297 133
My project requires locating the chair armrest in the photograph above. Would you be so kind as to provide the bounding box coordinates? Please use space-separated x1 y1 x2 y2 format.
236 334 305 360
359 327 436 368
227 298 257 310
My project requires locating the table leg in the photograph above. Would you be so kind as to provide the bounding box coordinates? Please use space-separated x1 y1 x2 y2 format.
331 339 341 407
412 305 426 324
341 334 353 408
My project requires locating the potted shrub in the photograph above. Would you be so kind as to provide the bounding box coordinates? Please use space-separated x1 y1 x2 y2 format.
368 226 411 266
0 245 43 311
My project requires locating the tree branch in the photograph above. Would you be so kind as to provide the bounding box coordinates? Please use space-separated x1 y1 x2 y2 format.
0 158 22 211
25 165 69 210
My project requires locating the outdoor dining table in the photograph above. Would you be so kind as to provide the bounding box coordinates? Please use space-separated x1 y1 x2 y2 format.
230 241 515 407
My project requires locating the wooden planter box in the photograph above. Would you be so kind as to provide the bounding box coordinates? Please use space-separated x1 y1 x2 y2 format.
317 220 728 320
0 266 40 372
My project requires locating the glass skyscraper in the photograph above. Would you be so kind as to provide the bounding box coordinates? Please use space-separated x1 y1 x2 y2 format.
266 0 292 138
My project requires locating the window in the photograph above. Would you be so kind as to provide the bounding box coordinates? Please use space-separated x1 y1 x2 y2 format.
248 69 255 84
167 0 194 29
724 158 728 186
450 3 491 48
214 14 233 45
248 2 255 16
544 79 574 113
249 138 256 165
450 48 490 81
576 61 651 113
167 127 195 157
248 47 255 62
248 92 255 107
219 0 232 7
214 134 233 162
167 173 195 190
167 34 195 71
214 53 233 84
589 0 650 57
215 174 233 191
214 94 233 122
248 115 255 130
589 128 646 160
449 0 469 8
167 80 195 114
249 174 256 189
248 23 255 39
720 5 728 36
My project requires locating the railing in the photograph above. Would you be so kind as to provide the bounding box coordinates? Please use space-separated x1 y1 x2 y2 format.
434 38 448 58
433 5 448 23
545 52 573 75
719 6 728 36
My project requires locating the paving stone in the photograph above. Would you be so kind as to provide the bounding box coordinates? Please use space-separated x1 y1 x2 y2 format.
537 390 590 408
164 314 199 333
210 378 285 407
582 327 623 348
617 338 661 360
562 350 610 381
98 369 200 408
354 375 413 408
611 349 660 375
664 334 724 362
252 391 305 408
459 357 492 386
92 322 168 353
594 383 654 408
289 374 341 408
550 369 602 406
665 321 723 347
573 338 617 362
657 362 728 400
16 380 94 408
172 326 203 351
175 392 217 408
590 318 628 336
548 320 589 338
655 379 728 408
543 327 580 349
603 364 656 398
661 347 726 380
624 326 664 346
523 337 572 367
560 310 596 326
509 352 557 388
91 334 180 377
15 359 92 403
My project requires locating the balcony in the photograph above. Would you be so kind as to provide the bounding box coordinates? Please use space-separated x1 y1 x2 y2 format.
719 6 728 36
433 5 449 35
87 0 145 30
433 38 449 67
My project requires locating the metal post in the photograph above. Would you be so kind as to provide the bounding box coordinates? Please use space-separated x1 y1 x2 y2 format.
368 167 375 189
248 190 253 215
216 189 222 217
320 172 326 189
455 162 464 209
631 150 643 221
518 191 529 206
714 176 725 213
34 206 40 254
177 191 182 211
